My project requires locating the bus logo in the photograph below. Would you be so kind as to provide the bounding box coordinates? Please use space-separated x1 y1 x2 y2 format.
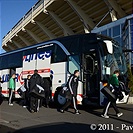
23 51 51 62
2 74 10 82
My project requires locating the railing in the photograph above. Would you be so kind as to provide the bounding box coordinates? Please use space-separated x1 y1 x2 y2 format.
2 0 54 46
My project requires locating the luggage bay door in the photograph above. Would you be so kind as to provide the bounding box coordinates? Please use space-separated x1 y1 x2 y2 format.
22 51 51 78
1 69 10 97
36 51 51 77
22 53 36 78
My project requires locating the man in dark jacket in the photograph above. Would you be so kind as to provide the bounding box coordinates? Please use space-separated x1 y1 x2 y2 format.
60 70 80 114
29 70 44 113
101 70 123 118
0 77 4 105
43 78 51 108
23 75 31 108
0 77 4 93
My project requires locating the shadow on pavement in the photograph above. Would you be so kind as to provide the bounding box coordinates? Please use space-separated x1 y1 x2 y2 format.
12 122 119 133
0 124 15 133
118 105 133 112
82 104 133 125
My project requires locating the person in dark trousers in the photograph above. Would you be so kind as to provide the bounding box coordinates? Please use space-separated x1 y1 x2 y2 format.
29 70 44 113
60 70 80 114
8 74 16 106
0 77 4 94
0 77 4 105
101 70 123 118
43 78 51 108
23 75 31 108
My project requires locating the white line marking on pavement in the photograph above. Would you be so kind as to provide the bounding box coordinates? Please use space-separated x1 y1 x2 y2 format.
0 119 10 124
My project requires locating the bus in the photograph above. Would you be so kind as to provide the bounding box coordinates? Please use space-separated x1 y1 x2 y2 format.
0 33 129 106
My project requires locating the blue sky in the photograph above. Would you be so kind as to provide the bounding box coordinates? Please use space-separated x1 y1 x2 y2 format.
0 0 38 53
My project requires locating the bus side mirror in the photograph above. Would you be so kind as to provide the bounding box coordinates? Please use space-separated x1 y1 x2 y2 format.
104 40 113 54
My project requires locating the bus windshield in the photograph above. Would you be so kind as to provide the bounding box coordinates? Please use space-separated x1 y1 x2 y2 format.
103 42 127 75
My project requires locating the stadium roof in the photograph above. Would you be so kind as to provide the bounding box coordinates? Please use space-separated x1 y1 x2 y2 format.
2 0 132 51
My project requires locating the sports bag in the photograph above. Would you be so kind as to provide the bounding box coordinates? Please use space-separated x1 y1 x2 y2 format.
29 84 45 99
17 85 26 97
101 86 116 101
59 87 72 100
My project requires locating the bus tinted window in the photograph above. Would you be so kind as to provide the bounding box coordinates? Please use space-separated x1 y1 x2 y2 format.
8 52 22 68
82 36 98 53
0 52 22 70
69 38 80 54
58 37 80 55
37 43 67 63
0 55 8 69
36 43 55 53
53 45 67 63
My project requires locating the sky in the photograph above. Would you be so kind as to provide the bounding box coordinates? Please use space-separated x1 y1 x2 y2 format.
0 0 38 53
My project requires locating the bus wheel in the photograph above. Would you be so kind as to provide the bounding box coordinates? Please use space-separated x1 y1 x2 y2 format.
54 87 66 108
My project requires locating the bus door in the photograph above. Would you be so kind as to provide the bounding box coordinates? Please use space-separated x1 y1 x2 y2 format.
82 50 100 104
68 55 83 104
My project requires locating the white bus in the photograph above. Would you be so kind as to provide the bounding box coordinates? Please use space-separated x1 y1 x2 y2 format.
0 33 128 106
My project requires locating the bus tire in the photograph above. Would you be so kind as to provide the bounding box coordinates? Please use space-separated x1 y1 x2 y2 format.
54 87 66 108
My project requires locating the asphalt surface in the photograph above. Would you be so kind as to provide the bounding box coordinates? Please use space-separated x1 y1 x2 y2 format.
0 100 133 133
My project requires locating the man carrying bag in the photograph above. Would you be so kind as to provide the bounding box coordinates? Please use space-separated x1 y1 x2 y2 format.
101 70 123 119
29 70 44 113
0 77 3 105
60 70 80 114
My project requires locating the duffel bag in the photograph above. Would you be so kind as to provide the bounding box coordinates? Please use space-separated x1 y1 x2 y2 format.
59 87 72 100
17 85 26 97
101 86 116 101
29 84 45 99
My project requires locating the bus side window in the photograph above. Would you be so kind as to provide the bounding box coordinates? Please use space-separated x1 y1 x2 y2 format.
51 52 56 63
53 45 67 63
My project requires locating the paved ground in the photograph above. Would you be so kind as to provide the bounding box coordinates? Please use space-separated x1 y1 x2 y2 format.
0 100 133 133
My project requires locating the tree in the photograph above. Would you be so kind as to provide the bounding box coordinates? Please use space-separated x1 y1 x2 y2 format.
127 65 133 94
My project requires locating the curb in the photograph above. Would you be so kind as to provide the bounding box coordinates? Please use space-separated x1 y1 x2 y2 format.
127 96 133 104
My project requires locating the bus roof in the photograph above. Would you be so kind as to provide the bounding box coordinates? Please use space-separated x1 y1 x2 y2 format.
0 33 114 57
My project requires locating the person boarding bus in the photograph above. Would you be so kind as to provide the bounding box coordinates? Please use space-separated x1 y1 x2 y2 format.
60 70 80 114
